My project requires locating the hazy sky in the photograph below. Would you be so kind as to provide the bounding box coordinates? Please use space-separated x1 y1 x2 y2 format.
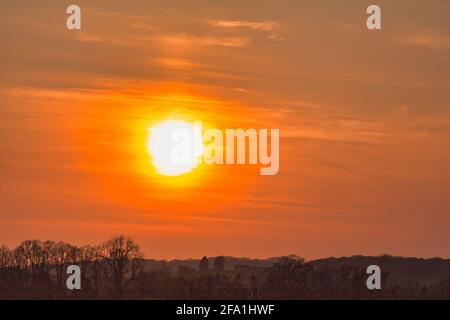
1 0 449 259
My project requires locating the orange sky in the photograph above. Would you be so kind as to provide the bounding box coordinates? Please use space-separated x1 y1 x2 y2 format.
1 0 450 259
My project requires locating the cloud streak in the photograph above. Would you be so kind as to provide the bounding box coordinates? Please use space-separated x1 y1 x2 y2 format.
404 29 450 49
158 34 249 47
210 20 280 31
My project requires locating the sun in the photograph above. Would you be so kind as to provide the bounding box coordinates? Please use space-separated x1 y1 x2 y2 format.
147 120 203 176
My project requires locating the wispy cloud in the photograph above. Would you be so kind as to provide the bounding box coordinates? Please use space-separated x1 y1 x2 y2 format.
210 20 280 31
153 58 202 70
158 34 249 47
404 29 450 49
210 20 283 42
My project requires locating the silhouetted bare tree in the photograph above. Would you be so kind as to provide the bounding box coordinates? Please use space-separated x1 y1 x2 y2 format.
213 256 225 274
266 255 313 298
101 236 144 297
199 256 209 275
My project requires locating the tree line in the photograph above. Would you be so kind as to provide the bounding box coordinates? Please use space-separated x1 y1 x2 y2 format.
1 237 450 299
0 236 143 299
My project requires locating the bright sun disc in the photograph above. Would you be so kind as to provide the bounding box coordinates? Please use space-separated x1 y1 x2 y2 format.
147 120 203 176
